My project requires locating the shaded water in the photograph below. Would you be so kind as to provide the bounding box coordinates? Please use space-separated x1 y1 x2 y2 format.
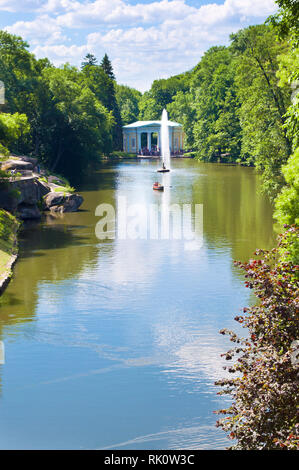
0 160 276 449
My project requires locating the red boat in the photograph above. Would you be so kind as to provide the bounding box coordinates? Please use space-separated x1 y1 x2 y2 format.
153 182 164 191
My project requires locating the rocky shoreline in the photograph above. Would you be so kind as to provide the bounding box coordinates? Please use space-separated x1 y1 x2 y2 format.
0 155 84 295
0 155 83 219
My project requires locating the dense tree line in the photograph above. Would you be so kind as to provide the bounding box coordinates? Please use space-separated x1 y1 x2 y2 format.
139 20 298 230
215 0 299 450
142 24 293 200
0 34 135 179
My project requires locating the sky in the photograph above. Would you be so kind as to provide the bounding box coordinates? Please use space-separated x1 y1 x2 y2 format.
0 0 278 92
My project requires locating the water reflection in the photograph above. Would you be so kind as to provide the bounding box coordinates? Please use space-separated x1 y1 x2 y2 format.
0 160 275 449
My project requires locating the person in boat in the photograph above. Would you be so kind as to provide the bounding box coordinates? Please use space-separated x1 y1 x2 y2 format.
162 162 166 170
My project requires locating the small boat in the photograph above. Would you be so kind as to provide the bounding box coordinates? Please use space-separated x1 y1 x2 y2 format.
157 168 170 173
153 182 164 191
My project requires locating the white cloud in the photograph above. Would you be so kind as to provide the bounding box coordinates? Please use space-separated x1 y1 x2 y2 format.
3 0 277 91
0 0 41 12
5 15 66 45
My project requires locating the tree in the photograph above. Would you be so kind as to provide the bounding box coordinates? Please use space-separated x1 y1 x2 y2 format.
100 53 115 80
270 0 299 46
81 53 98 69
0 112 30 156
191 46 241 161
115 84 141 125
138 73 190 121
215 228 299 449
231 24 291 197
273 2 299 226
138 92 160 120
167 91 196 149
41 64 113 176
274 149 299 225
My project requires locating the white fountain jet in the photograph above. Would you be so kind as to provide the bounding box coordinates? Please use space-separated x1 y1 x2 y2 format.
160 109 171 171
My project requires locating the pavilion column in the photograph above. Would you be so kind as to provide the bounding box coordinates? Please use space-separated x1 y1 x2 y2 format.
147 132 151 151
137 132 141 152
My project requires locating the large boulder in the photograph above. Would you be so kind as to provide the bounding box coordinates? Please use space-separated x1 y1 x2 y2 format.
62 194 83 212
18 156 38 166
0 188 18 212
10 177 43 205
44 191 83 213
43 191 65 208
36 179 51 198
17 203 41 220
2 159 34 172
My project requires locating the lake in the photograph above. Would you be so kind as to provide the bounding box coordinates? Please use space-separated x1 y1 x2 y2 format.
0 159 276 449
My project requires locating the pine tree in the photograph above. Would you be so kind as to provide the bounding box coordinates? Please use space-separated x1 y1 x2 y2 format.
100 53 115 80
81 53 97 69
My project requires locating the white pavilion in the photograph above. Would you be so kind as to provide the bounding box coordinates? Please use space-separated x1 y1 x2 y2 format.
122 120 184 155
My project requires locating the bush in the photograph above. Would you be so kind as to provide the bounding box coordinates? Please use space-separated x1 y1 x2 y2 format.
215 227 299 449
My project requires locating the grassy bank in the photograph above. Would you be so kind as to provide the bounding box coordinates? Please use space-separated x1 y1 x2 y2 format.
0 209 19 289
109 151 138 159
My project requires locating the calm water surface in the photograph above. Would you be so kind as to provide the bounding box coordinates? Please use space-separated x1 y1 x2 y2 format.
0 160 276 449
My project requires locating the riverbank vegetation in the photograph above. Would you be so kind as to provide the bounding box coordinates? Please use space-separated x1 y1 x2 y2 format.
0 208 19 285
0 36 123 178
214 0 299 449
215 227 298 449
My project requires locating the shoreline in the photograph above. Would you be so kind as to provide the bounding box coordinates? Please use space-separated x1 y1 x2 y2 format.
0 155 84 296
0 209 19 295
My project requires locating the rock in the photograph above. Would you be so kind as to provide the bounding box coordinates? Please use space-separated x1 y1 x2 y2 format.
45 192 83 213
2 159 34 172
36 179 51 198
60 193 83 212
19 156 38 166
47 175 66 185
49 205 61 213
0 188 18 212
17 203 41 220
43 191 65 208
10 177 43 205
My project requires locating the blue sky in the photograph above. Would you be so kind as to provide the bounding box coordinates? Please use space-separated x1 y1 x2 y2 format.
0 0 277 91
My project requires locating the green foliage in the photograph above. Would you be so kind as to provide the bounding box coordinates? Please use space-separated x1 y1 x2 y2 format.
167 91 196 148
216 228 299 449
0 142 9 156
0 30 123 178
41 64 114 175
138 92 160 120
0 112 30 152
100 53 115 81
0 209 19 271
138 73 190 120
53 185 75 194
278 225 299 265
277 48 299 150
270 0 299 46
81 53 98 69
115 84 142 125
192 46 241 161
274 148 299 225
110 151 137 158
231 24 291 197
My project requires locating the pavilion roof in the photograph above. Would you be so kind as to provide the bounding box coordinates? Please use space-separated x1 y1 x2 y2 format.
123 120 182 129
